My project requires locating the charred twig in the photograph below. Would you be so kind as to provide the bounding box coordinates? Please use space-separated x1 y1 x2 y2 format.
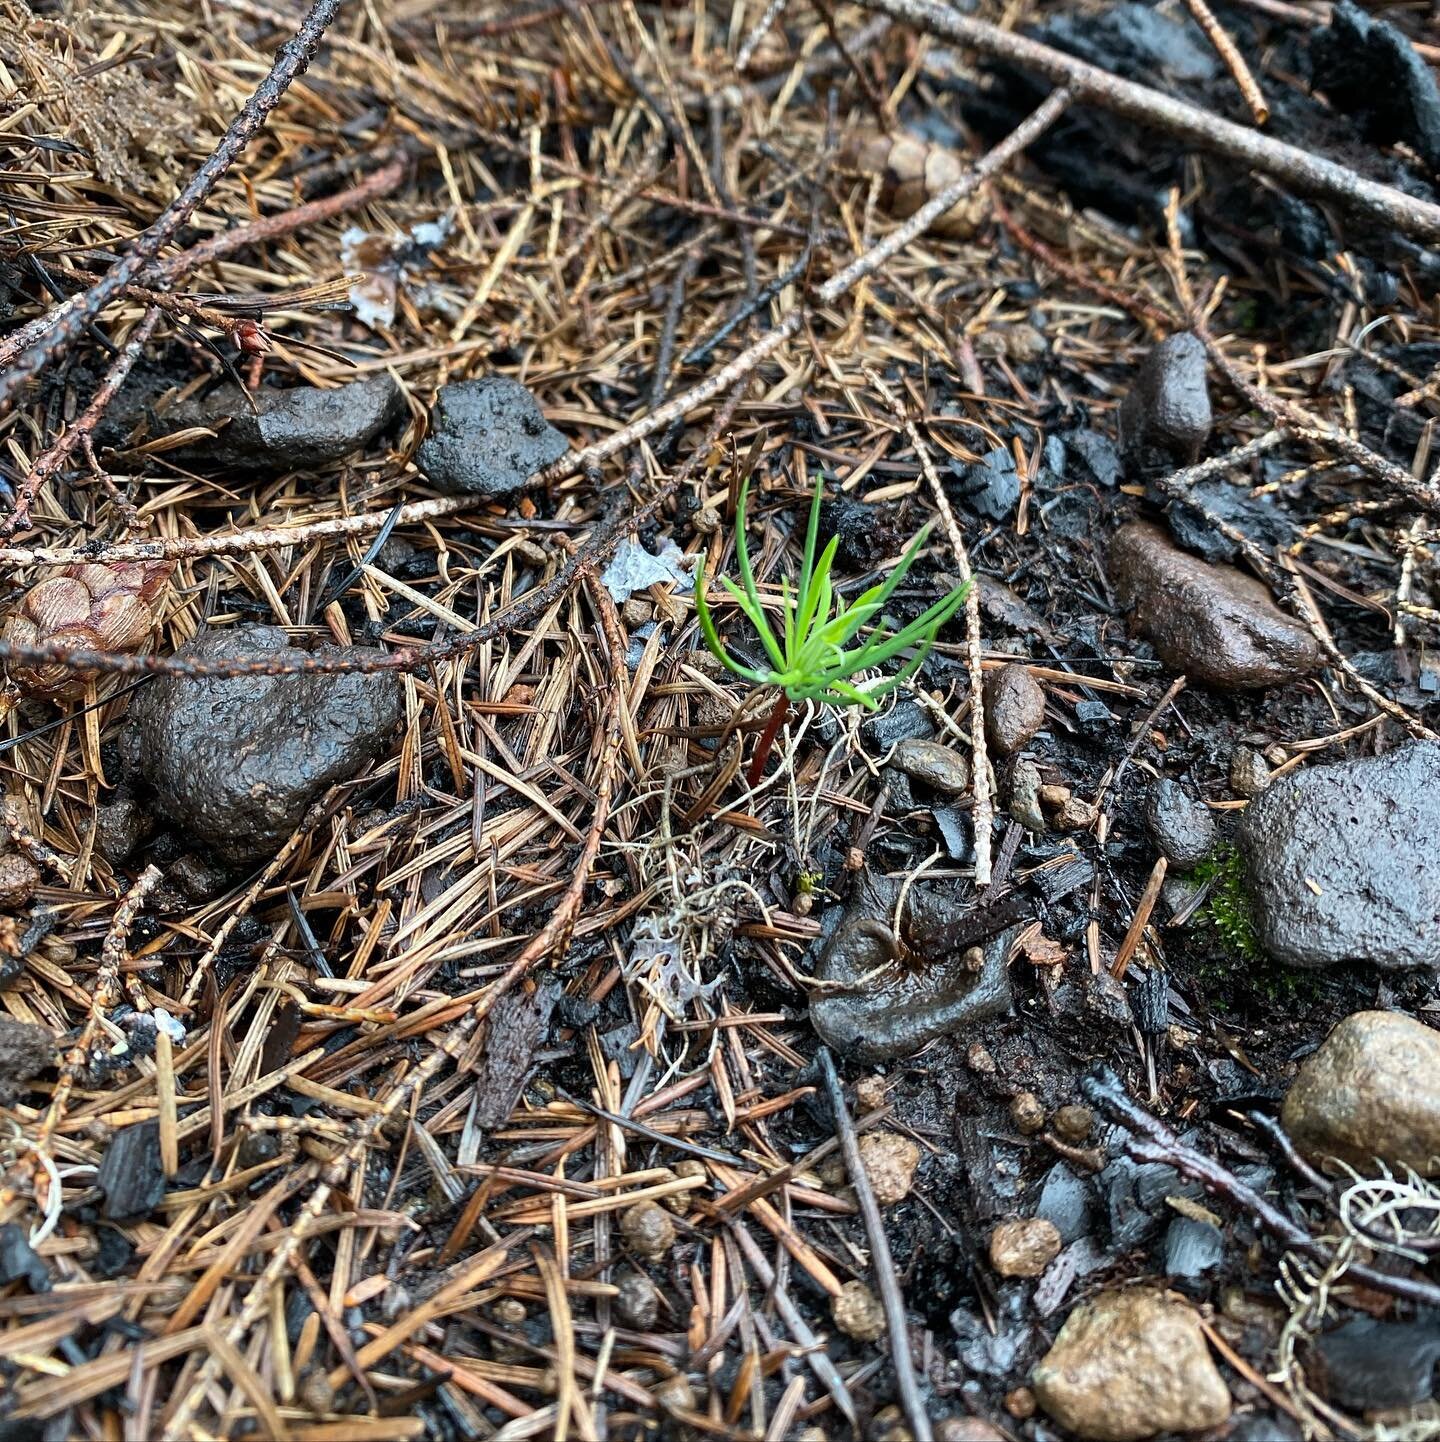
1082 1065 1440 1309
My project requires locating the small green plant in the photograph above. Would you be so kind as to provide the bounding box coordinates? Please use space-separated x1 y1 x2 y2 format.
1194 844 1259 961
696 476 969 783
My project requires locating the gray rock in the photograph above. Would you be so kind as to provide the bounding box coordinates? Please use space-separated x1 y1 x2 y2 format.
417 377 570 497
890 738 970 795
1237 744 1440 969
94 789 149 864
1110 522 1321 689
1313 1318 1440 1412
1117 332 1211 477
126 626 403 864
1036 1163 1092 1245
164 375 403 473
1164 1216 1224 1281
984 664 1045 755
1009 757 1046 831
809 874 1012 1062
1146 779 1217 869
0 1016 53 1106
1281 1009 1440 1173
1229 744 1272 798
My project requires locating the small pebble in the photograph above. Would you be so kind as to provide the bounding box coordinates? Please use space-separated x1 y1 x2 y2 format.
1052 1105 1093 1143
0 849 39 910
1230 745 1272 798
0 1015 54 1105
1005 1387 1037 1420
1147 779 1218 869
664 1158 706 1214
1117 331 1212 475
832 1279 887 1341
936 1423 1005 1442
989 1218 1062 1277
854 1076 889 1113
871 1404 914 1442
1009 757 1047 831
857 1130 921 1205
1052 795 1098 831
298 1370 336 1416
984 664 1046 754
967 1042 997 1075
653 1373 695 1413
620 1200 675 1259
890 738 970 795
615 1270 660 1329
1010 1092 1046 1135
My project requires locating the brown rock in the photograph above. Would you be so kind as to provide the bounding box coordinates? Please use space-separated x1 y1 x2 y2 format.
832 1279 886 1341
620 1201 675 1259
0 848 39 910
1033 1289 1232 1440
890 738 970 795
1010 1092 1046 1135
1281 1010 1440 1174
1109 523 1320 689
936 1423 1005 1442
1053 1105 1094 1143
857 1130 920 1205
1230 744 1272 797
989 1217 1062 1277
985 665 1045 754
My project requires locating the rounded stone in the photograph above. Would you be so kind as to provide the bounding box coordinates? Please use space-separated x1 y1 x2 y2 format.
984 665 1046 755
857 1130 920 1205
1237 743 1440 970
832 1279 886 1341
989 1218 1061 1277
890 738 971 795
1032 1289 1232 1441
1010 1092 1046 1135
1281 1010 1440 1173
1110 523 1320 690
614 1270 660 1330
620 1201 675 1259
1053 1104 1094 1143
1146 779 1218 870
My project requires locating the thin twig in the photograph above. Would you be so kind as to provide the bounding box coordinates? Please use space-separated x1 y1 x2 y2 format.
817 1048 930 1441
1181 0 1269 125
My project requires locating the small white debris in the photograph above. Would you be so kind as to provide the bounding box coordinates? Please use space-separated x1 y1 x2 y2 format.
153 1007 186 1043
601 536 696 604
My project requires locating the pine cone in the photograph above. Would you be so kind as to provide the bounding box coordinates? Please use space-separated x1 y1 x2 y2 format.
3 560 174 698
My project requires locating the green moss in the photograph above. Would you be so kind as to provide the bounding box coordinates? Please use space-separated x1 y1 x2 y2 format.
1192 844 1317 1005
1194 844 1259 961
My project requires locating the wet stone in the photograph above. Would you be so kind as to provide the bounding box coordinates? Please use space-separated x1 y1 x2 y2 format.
1109 522 1321 689
1008 757 1047 831
125 625 404 865
0 1016 53 1105
890 738 970 795
97 1120 165 1221
1117 332 1212 477
417 377 570 498
1064 428 1123 488
1146 779 1217 870
166 375 403 474
1281 1010 1440 1174
809 874 1013 1062
0 846 39 910
1035 1163 1092 1245
985 665 1045 755
833 1279 887 1341
858 1130 920 1205
1237 743 1440 969
1229 744 1272 798
94 789 149 865
1313 1318 1440 1412
1032 1289 1232 1441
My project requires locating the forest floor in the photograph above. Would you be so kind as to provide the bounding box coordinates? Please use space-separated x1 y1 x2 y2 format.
0 0 1439 1438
